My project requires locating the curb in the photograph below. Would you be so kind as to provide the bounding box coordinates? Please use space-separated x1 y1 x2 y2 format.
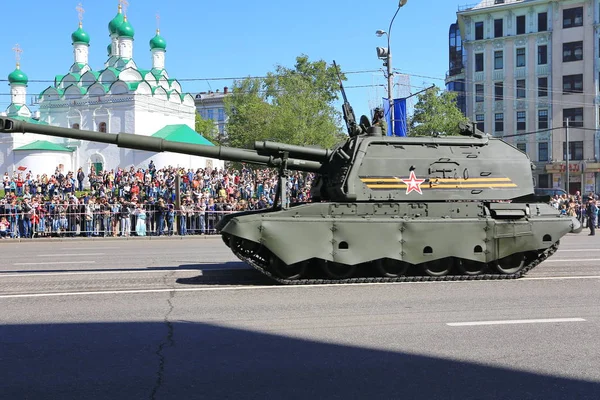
6 235 222 243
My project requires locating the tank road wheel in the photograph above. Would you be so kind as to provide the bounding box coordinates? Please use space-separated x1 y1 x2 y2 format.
457 259 488 276
421 259 452 277
375 259 410 278
320 260 357 280
270 255 308 280
229 236 260 257
493 253 526 275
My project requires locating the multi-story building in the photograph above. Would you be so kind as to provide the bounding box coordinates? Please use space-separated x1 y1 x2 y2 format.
195 88 229 144
449 0 600 194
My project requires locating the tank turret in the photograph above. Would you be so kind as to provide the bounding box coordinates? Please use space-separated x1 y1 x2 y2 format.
0 114 581 285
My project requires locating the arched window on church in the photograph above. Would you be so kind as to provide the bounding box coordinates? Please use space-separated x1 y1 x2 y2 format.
72 123 80 129
99 122 107 133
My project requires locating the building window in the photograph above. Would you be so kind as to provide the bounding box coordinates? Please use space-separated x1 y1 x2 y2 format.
475 21 484 40
218 108 225 121
563 7 583 29
495 113 504 133
475 84 484 102
563 74 583 94
538 12 547 32
538 173 550 188
516 48 526 67
538 110 548 130
207 109 214 120
516 15 526 34
538 143 549 162
494 50 503 69
72 123 80 129
563 41 583 62
563 141 584 160
475 114 485 132
475 53 484 71
99 122 107 133
517 142 527 153
563 108 583 127
516 79 526 98
494 19 503 37
537 45 547 65
494 82 503 101
538 77 548 97
516 111 526 131
494 0 504 4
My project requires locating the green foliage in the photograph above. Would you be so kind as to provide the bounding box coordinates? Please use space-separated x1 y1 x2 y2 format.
408 86 468 136
194 112 220 144
224 55 345 150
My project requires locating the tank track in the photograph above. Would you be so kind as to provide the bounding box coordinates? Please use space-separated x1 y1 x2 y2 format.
229 238 559 285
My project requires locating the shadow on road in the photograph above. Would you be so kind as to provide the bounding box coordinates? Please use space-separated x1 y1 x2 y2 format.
1 321 598 399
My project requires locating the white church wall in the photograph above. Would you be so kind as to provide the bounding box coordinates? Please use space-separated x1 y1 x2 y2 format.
12 152 73 175
133 150 224 171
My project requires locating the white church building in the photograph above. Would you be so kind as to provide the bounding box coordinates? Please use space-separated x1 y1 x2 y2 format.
1 3 223 176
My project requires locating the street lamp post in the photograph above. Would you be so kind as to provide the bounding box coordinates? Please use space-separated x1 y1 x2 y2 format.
376 0 408 137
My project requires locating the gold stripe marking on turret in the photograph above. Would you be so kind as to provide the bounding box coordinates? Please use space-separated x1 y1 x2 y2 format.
365 183 518 189
361 177 513 183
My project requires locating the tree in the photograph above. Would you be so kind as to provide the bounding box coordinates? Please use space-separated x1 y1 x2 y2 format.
224 55 346 150
408 86 468 136
194 112 219 144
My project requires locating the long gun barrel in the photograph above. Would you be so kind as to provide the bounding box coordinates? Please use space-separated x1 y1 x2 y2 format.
254 141 332 162
0 118 323 172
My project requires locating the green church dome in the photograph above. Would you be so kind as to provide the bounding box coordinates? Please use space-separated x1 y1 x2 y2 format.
149 30 167 50
71 24 90 45
8 65 28 85
108 5 124 35
117 17 135 38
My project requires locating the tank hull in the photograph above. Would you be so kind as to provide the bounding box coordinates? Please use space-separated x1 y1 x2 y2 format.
218 202 580 283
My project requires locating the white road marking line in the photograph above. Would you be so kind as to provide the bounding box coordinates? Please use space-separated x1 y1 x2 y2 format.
0 269 233 277
1 275 600 299
59 247 119 250
523 275 600 280
558 249 600 252
543 258 600 263
447 318 586 327
13 261 96 266
37 253 105 257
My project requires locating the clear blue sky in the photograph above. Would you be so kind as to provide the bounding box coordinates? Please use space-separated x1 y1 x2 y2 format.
0 0 466 118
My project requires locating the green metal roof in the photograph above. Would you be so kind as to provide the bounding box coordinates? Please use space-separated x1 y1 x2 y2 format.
151 124 214 146
14 140 73 152
8 116 47 124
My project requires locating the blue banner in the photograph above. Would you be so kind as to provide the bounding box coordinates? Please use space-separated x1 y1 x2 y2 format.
382 97 407 137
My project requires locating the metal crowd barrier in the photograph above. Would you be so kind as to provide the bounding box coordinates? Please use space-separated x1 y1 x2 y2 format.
0 207 243 239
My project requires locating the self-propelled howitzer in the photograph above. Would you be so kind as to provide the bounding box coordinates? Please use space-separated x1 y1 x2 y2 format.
0 117 581 284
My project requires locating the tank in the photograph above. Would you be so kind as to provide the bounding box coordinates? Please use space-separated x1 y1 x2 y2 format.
0 117 581 284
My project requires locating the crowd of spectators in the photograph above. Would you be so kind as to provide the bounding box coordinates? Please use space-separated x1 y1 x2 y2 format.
549 191 599 231
0 162 315 239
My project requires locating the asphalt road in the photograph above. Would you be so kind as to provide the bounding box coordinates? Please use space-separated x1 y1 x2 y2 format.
1 233 599 399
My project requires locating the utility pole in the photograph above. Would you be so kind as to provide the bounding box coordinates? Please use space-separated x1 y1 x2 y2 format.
375 0 408 137
565 118 570 194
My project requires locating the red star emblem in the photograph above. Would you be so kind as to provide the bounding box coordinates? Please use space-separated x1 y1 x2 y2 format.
400 171 426 195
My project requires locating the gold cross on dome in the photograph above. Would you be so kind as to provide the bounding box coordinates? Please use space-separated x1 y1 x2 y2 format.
156 13 160 31
76 3 85 25
12 43 22 64
119 0 129 15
